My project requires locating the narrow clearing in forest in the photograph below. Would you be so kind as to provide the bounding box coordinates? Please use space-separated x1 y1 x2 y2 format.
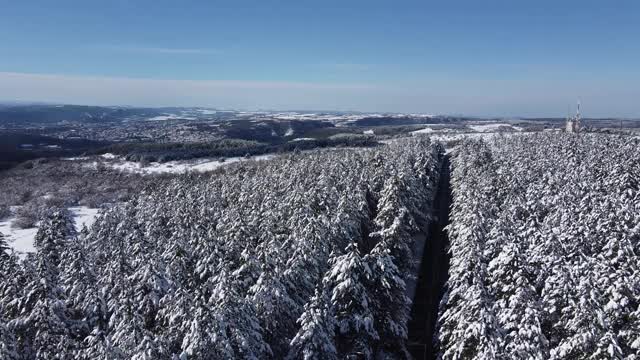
407 156 452 360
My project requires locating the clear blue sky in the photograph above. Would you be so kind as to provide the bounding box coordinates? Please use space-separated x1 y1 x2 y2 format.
1 0 638 116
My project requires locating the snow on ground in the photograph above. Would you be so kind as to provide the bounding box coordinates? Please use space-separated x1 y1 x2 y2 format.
417 131 530 143
284 127 294 136
266 112 435 123
0 219 38 257
63 153 119 161
147 114 196 121
411 127 435 134
291 138 315 142
147 115 179 121
378 138 397 145
363 129 375 135
102 154 278 175
69 206 100 230
467 123 522 132
0 206 101 258
406 130 535 154
63 155 89 161
100 153 118 159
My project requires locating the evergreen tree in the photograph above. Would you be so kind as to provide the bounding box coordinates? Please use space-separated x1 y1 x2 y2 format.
213 269 271 359
18 211 77 358
287 288 337 360
0 300 19 360
365 244 411 357
323 244 378 359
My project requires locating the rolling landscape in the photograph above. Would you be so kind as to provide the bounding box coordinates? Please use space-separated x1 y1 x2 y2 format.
1 1 640 359
1 103 639 359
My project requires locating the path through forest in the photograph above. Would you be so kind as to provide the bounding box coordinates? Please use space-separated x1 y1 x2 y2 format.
407 156 452 360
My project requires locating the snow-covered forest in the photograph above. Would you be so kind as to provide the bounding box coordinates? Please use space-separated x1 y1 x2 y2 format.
4 131 638 360
438 133 640 359
0 137 444 359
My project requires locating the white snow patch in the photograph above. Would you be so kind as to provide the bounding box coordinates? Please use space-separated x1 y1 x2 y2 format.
102 154 278 175
378 138 398 145
69 206 100 230
411 127 435 134
63 153 118 161
0 219 38 257
147 114 196 121
100 153 118 159
0 206 100 259
284 127 294 136
414 131 532 143
467 123 521 132
363 129 375 135
291 138 315 142
147 115 178 121
62 155 89 161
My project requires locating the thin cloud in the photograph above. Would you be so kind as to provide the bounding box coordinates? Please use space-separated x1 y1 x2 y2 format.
2 71 635 116
0 72 378 111
317 62 375 71
93 45 223 55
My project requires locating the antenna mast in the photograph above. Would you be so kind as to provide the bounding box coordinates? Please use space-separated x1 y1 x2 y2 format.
576 99 581 130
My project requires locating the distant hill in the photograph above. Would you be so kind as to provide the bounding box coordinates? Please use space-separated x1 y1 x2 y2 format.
0 132 109 170
0 105 165 125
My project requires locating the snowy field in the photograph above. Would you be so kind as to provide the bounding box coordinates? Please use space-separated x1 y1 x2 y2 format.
80 154 278 175
63 153 119 161
146 113 197 121
411 127 435 134
411 123 522 136
0 206 100 258
65 145 374 177
411 130 528 143
466 123 523 132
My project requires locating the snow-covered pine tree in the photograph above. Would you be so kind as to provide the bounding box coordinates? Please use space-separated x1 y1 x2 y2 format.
287 288 338 360
0 231 9 258
179 304 232 360
157 223 198 354
33 208 76 254
211 268 272 359
248 252 298 357
0 232 20 359
437 139 502 360
0 310 19 360
0 231 22 318
59 234 100 344
323 243 378 359
487 233 549 359
107 274 159 359
15 210 77 358
365 243 411 358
